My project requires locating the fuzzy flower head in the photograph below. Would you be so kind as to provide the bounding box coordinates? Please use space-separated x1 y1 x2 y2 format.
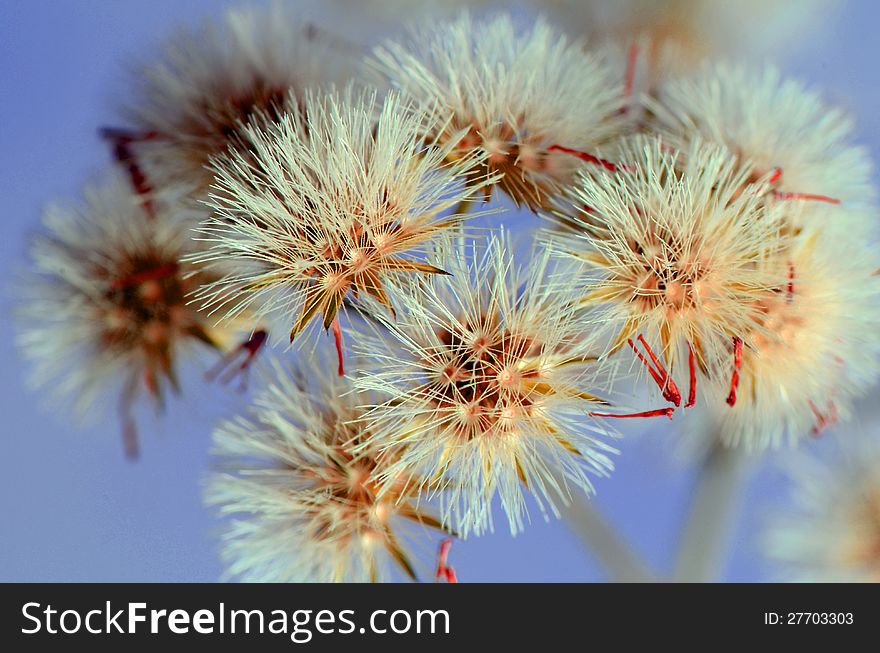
763 432 880 582
530 0 838 77
545 137 790 409
354 234 620 536
647 63 876 237
206 359 445 582
190 87 493 365
368 13 625 211
118 3 350 198
702 232 880 450
16 173 244 458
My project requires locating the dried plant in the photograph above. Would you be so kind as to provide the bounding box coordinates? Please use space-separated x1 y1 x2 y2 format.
368 13 626 211
207 359 448 582
16 173 251 458
353 234 624 536
189 87 494 374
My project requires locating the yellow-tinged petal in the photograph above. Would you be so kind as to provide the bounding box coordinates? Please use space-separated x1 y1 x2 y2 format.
384 258 451 276
385 533 418 582
608 317 640 355
289 285 323 342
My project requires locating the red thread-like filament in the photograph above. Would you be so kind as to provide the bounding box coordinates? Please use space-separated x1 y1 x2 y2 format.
435 538 458 584
331 317 345 377
685 342 697 409
765 167 840 205
100 127 160 216
205 329 268 392
590 407 675 420
619 43 639 115
629 335 682 407
772 190 841 205
726 336 743 407
547 144 630 173
809 400 838 436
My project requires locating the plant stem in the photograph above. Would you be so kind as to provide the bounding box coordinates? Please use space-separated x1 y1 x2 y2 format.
563 496 657 582
672 439 750 582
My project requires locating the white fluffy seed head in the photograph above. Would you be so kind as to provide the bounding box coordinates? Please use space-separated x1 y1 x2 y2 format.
763 432 880 581
647 63 876 238
367 13 625 210
15 172 239 423
544 136 791 394
703 231 880 450
206 359 440 582
530 0 839 75
353 233 619 537
125 3 351 197
189 86 494 347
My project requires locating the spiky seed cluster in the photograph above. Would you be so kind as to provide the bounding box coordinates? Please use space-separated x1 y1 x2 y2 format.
190 87 492 349
354 235 619 536
763 433 880 581
16 174 238 457
124 4 349 197
545 137 789 402
647 63 876 237
206 360 444 583
368 13 625 211
703 233 880 449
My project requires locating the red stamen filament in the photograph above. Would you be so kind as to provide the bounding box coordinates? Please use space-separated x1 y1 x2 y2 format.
109 263 179 290
766 166 840 204
205 329 268 392
590 407 675 420
547 144 630 173
809 400 838 436
726 337 743 407
628 335 682 407
435 538 458 584
772 190 841 205
787 262 796 300
619 43 639 114
331 317 345 377
685 342 696 409
100 127 160 216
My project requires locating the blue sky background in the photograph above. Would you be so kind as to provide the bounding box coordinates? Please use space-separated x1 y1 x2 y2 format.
1 0 878 582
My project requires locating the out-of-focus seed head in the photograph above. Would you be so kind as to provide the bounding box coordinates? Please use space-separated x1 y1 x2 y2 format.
763 431 880 581
15 172 243 457
368 13 625 211
123 4 351 199
647 63 876 238
206 359 446 582
704 231 880 450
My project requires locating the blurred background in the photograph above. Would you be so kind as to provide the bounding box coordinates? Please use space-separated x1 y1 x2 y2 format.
0 0 877 582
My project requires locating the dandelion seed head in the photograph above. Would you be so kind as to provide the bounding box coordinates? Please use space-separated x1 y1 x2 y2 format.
648 63 876 236
15 172 238 438
763 432 880 582
368 13 625 210
704 233 880 449
531 0 838 75
545 137 789 392
206 359 440 582
189 86 493 347
125 4 349 197
353 234 619 537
